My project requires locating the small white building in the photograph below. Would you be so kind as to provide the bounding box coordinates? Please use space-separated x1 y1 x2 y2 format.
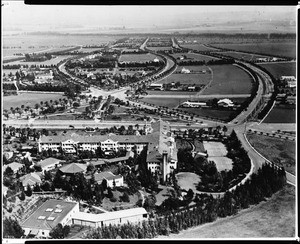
181 101 206 108
94 171 123 188
72 207 148 228
217 98 234 107
181 67 190 74
153 57 160 62
37 157 61 172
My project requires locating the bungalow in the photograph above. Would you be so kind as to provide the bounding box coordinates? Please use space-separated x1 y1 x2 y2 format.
3 162 24 174
37 157 61 172
20 172 42 191
94 171 124 188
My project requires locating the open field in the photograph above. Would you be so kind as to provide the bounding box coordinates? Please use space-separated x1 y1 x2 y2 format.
212 42 296 59
77 47 104 53
141 97 185 108
209 157 233 172
3 93 66 110
119 53 162 62
263 104 296 123
6 55 74 66
259 62 296 79
157 184 295 238
176 172 201 193
157 65 211 85
171 52 219 62
247 133 295 175
217 51 271 61
201 64 253 95
180 44 220 51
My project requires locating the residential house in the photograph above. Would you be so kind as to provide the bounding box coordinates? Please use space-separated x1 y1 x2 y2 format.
37 157 61 172
20 172 42 191
94 171 124 187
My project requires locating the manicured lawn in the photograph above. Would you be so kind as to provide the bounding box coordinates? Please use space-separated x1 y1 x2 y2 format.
212 41 296 59
3 93 65 110
119 53 162 62
176 172 201 192
259 62 296 79
201 64 253 95
247 133 295 175
263 105 296 123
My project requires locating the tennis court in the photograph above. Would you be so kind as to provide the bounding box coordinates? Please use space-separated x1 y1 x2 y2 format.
203 141 233 171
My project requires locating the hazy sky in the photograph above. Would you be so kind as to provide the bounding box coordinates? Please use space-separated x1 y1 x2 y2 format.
2 3 296 30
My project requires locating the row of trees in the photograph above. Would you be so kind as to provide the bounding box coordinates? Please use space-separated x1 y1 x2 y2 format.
84 163 286 239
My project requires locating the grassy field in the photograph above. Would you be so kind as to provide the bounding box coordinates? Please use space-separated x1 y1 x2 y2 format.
263 105 296 123
180 44 219 51
171 53 219 62
247 133 295 175
7 55 74 66
157 65 211 85
141 97 185 108
218 51 271 61
157 184 295 238
201 64 253 95
259 62 296 79
212 42 296 59
119 53 162 62
3 93 66 110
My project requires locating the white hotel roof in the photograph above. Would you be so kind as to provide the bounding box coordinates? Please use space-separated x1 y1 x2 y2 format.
72 207 147 223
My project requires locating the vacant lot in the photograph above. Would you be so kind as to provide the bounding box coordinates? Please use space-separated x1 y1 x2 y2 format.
157 184 295 238
3 93 65 110
201 64 253 95
263 105 296 123
171 53 219 62
217 51 271 61
259 62 296 79
119 53 162 62
247 133 295 175
212 42 296 59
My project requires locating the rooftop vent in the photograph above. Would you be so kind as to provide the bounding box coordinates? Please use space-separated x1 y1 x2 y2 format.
54 209 62 213
38 216 46 220
45 208 53 212
47 217 55 221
